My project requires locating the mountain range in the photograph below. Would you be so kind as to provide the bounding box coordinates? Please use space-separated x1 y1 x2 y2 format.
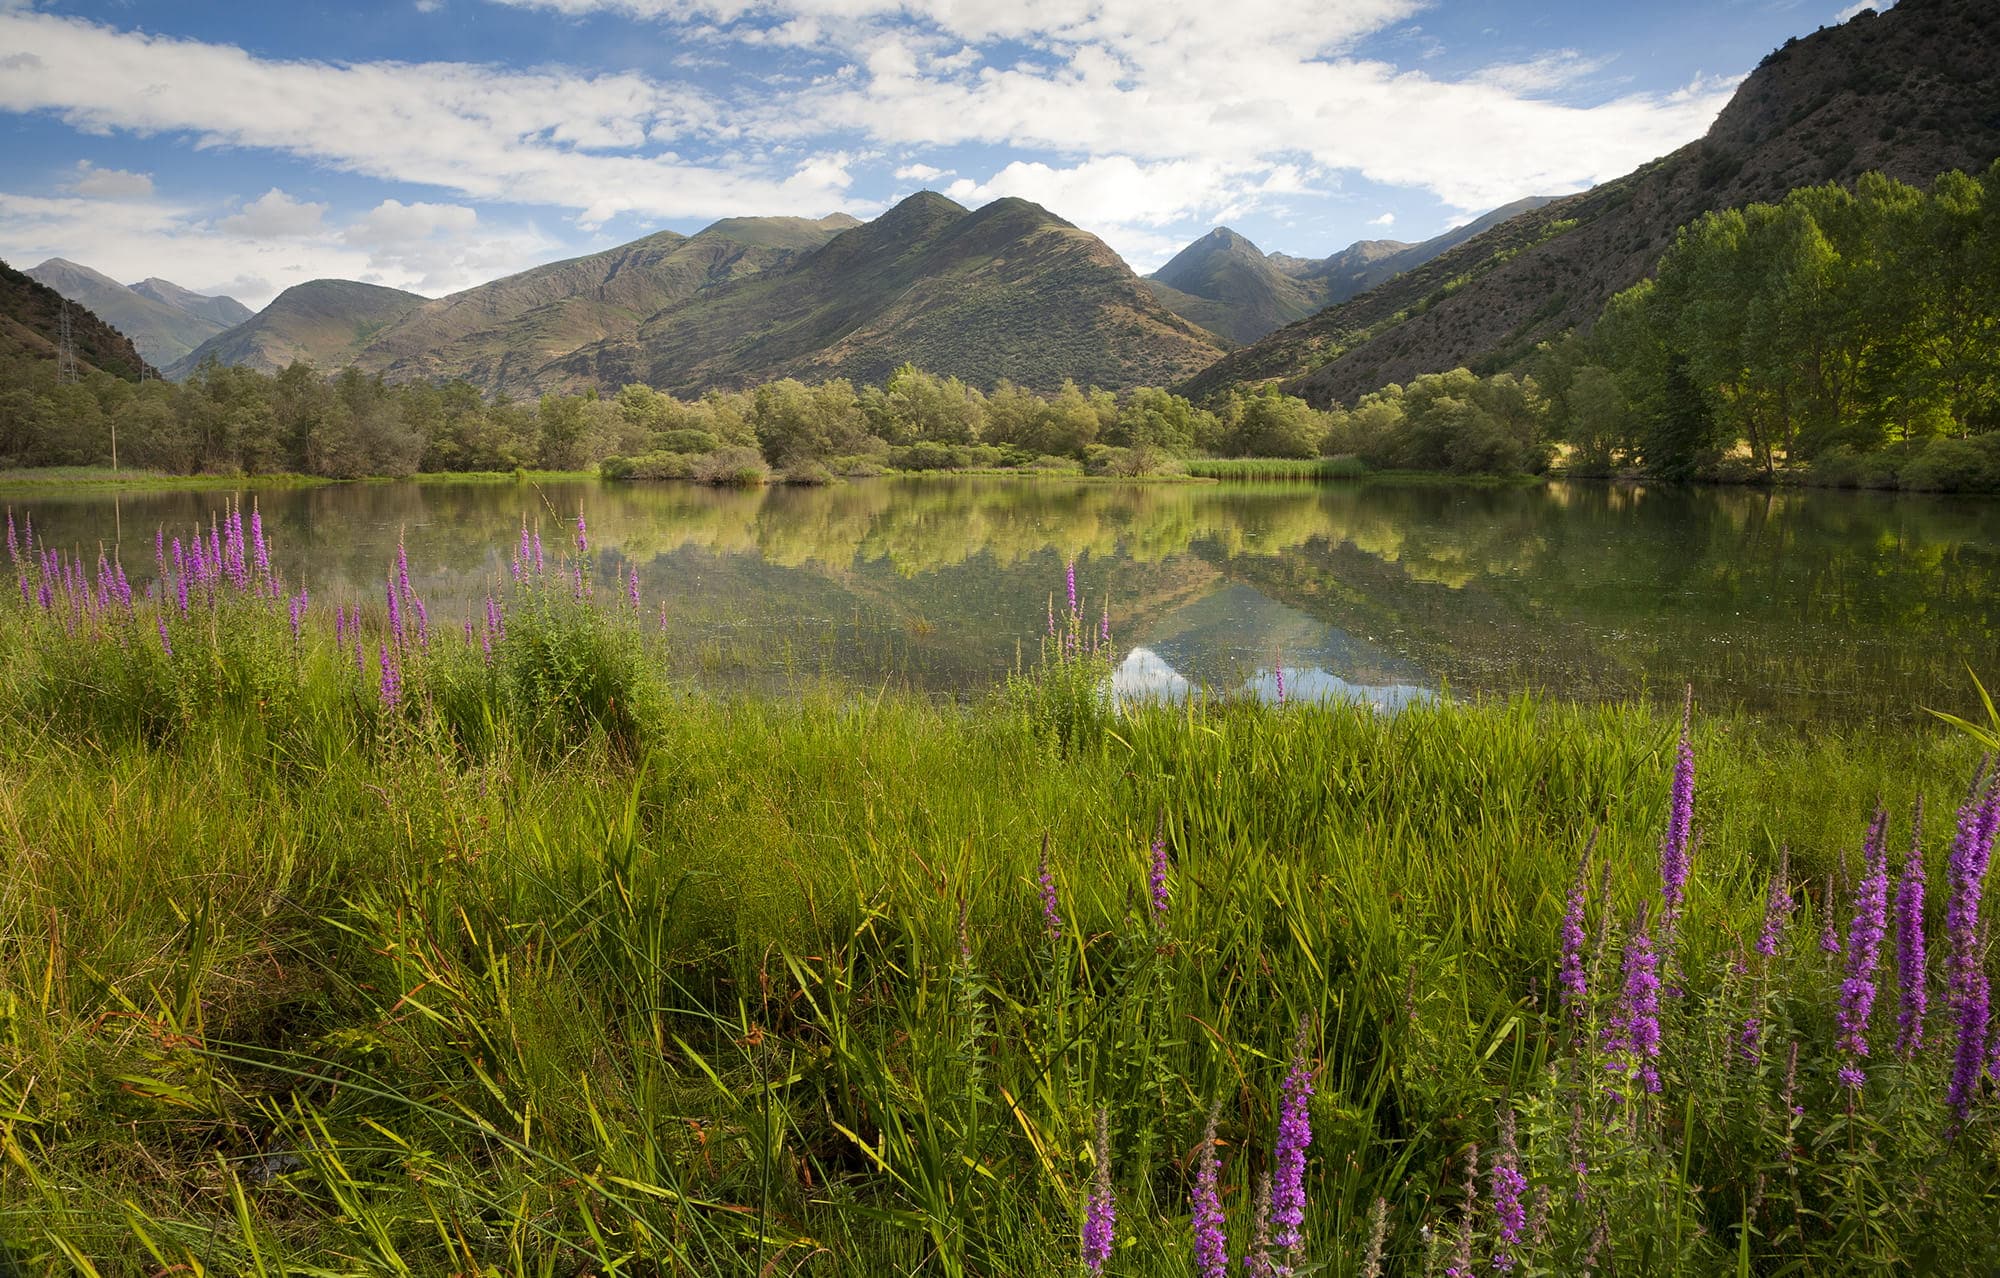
1185 0 2000 404
22 259 248 368
158 198 1228 396
14 0 1996 412
1141 198 1554 345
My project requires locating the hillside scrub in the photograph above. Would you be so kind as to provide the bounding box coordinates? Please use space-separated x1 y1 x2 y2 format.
1 503 1997 1274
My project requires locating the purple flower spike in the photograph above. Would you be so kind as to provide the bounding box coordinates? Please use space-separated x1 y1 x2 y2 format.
576 508 588 557
1945 769 1999 1128
1037 835 1063 941
1190 1111 1228 1278
1270 1021 1314 1271
1558 843 1591 1020
628 563 641 612
289 587 309 644
1758 845 1791 958
4 508 16 565
1065 559 1077 617
1897 798 1928 1056
251 501 268 574
1836 808 1890 1088
1608 905 1661 1095
533 529 544 574
1081 1108 1115 1274
1661 691 1695 927
1490 1105 1527 1272
386 574 402 643
336 606 347 647
1099 603 1110 647
378 644 402 709
1149 820 1170 923
156 612 172 655
1274 652 1286 706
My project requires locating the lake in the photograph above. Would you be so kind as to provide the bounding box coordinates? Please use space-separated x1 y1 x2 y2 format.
8 475 1997 726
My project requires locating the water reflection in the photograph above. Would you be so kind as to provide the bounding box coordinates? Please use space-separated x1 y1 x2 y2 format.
1111 647 1437 713
7 475 1996 726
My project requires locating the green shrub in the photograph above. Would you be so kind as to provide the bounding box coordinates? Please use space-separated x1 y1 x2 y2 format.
692 446 770 486
1898 435 2000 493
656 428 720 455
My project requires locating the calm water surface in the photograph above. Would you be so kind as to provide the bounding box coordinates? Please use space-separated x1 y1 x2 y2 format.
9 476 1998 726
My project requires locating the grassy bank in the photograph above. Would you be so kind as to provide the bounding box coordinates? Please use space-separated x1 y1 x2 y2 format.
1 507 1997 1275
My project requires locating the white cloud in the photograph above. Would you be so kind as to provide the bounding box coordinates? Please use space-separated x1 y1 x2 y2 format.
894 162 947 182
64 160 153 199
1367 211 1395 227
220 188 328 237
0 188 557 307
1835 0 1891 19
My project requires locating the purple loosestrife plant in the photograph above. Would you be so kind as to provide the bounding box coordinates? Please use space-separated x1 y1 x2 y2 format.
1081 1108 1115 1274
1190 1110 1228 1278
1660 692 1696 932
251 501 267 574
576 508 588 557
1558 842 1591 1022
386 574 402 643
1038 834 1064 941
628 564 641 613
379 645 401 710
156 612 171 655
1270 1021 1314 1271
1274 651 1285 706
1612 905 1662 1096
1836 807 1890 1089
1445 1146 1478 1278
4 508 15 564
1819 874 1842 954
1944 771 1999 1127
1149 818 1170 923
1066 559 1077 617
1758 845 1792 957
1244 1172 1274 1278
1896 799 1928 1055
1490 1105 1527 1272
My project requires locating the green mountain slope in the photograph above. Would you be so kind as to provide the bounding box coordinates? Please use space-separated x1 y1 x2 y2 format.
1184 0 2000 404
1 257 152 380
1146 198 1552 345
129 278 253 330
24 258 239 367
549 193 1229 395
351 214 859 395
167 279 427 379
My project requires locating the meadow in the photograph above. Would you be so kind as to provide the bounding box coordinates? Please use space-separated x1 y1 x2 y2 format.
0 502 1996 1275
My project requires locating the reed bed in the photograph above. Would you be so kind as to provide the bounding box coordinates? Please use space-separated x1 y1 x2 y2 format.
0 501 1996 1275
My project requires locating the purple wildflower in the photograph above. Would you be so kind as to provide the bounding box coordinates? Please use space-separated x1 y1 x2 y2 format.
1446 1146 1478 1278
1099 603 1110 647
576 508 588 557
289 587 309 644
1048 594 1056 637
1945 770 1999 1127
1836 808 1890 1089
1757 845 1791 957
1149 820 1170 922
628 563 641 613
1037 835 1063 941
1819 874 1841 955
1896 799 1928 1055
1610 905 1661 1095
1660 692 1695 927
4 508 15 564
386 573 402 642
250 501 268 574
396 535 412 604
411 592 430 647
156 612 171 655
1190 1111 1228 1278
533 529 544 574
336 605 347 646
1081 1108 1115 1274
1558 843 1591 1021
1270 1022 1314 1270
1065 559 1077 616
1274 652 1286 706
379 644 402 710
1490 1105 1527 1272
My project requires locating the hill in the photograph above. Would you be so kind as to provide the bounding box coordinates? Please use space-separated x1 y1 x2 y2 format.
0 258 152 380
129 278 253 330
350 214 859 395
1145 198 1553 345
24 259 246 367
167 279 428 379
1183 0 2000 404
547 192 1229 395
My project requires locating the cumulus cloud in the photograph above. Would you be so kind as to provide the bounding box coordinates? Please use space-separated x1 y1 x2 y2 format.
220 188 329 237
894 162 947 182
64 160 153 199
1367 211 1395 227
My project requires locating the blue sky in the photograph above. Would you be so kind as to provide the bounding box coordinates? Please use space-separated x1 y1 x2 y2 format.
0 0 1886 309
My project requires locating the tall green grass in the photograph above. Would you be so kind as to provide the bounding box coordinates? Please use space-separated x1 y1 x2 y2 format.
0 514 1995 1275
1183 457 1366 481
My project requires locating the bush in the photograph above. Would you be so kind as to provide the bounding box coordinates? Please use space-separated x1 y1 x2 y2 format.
1084 445 1187 477
655 428 719 455
1806 446 1901 490
600 451 694 481
691 446 770 486
1898 435 2000 493
889 441 963 471
781 461 835 486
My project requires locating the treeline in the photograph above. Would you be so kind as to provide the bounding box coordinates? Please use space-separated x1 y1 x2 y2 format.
1539 162 2000 488
0 345 1550 480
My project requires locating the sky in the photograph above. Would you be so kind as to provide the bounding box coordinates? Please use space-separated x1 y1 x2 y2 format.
0 0 1887 310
